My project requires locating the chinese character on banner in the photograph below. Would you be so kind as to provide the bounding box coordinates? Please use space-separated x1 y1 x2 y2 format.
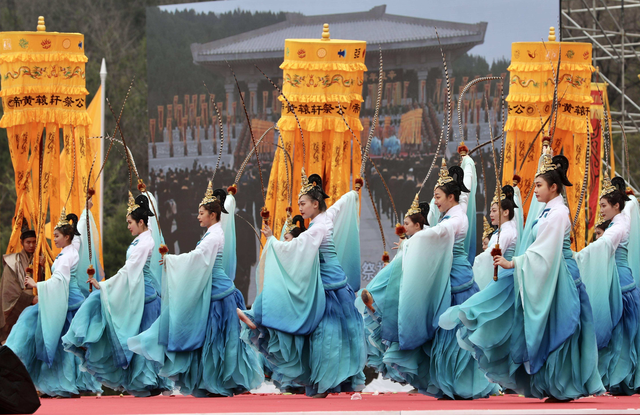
0 22 93 275
361 261 377 281
266 36 366 254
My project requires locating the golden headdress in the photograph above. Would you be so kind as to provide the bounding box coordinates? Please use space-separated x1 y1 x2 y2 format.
283 207 295 234
284 218 296 235
491 189 506 206
535 154 557 177
435 158 454 188
595 211 606 228
298 167 315 199
56 206 70 229
600 177 617 198
126 191 140 216
405 194 421 218
482 216 494 240
200 181 216 207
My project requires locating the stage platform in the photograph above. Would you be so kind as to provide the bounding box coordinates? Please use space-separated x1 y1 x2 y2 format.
32 393 640 415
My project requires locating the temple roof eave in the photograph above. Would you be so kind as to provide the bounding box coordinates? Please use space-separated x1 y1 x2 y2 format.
191 35 485 67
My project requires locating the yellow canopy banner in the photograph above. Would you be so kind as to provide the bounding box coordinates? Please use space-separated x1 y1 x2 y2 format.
1 17 95 282
264 24 366 236
399 108 422 145
502 29 594 250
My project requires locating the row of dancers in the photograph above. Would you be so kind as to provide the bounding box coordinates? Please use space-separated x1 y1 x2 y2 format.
5 136 640 401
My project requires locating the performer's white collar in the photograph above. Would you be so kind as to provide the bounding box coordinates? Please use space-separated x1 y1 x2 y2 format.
546 195 564 209
445 203 463 216
501 218 516 231
61 244 75 254
309 212 325 226
611 212 626 226
207 222 222 232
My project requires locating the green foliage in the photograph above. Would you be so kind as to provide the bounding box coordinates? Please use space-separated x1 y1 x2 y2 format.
146 7 286 115
0 130 16 255
452 54 491 80
0 0 181 266
451 53 511 96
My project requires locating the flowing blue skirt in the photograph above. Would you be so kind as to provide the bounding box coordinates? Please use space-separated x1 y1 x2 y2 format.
6 304 103 397
243 284 366 396
441 261 605 400
440 271 519 390
358 258 406 384
385 279 498 399
129 289 263 397
601 285 640 394
63 289 172 396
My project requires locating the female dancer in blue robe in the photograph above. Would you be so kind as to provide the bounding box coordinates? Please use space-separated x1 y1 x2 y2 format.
468 151 604 401
357 197 430 384
470 186 520 291
6 212 102 397
576 178 640 394
127 183 263 397
439 184 519 386
238 172 366 397
380 156 496 399
63 194 172 396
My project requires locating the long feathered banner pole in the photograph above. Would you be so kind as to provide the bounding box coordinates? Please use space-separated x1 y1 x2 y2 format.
202 82 226 187
417 29 451 197
359 46 383 179
106 94 168 256
226 61 266 205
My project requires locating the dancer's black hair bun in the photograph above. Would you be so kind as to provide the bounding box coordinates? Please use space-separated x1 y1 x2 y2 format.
134 194 155 217
213 189 228 214
448 166 470 193
552 155 572 187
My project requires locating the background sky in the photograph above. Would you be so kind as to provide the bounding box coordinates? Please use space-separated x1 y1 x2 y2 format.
160 0 560 63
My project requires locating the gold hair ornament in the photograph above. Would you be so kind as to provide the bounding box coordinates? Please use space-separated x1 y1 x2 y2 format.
298 168 315 199
435 158 454 188
535 154 557 177
126 191 140 216
405 194 421 218
199 181 221 207
600 177 617 199
491 190 506 206
482 216 494 241
55 206 70 229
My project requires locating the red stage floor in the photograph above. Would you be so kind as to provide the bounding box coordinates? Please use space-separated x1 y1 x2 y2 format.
31 393 640 415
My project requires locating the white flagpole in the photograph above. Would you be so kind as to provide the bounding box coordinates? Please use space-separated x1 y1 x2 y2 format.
99 58 107 248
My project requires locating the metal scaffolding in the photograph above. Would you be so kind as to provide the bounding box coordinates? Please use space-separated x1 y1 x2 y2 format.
561 0 640 186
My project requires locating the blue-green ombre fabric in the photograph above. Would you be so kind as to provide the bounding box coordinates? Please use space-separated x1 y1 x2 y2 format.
147 192 165 295
63 230 171 396
461 156 478 265
513 185 524 247
220 194 237 281
577 212 640 393
355 242 406 382
360 156 495 399
624 198 640 287
443 195 603 400
7 244 102 397
439 216 519 389
76 209 104 298
332 189 361 292
128 221 263 396
242 191 366 396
